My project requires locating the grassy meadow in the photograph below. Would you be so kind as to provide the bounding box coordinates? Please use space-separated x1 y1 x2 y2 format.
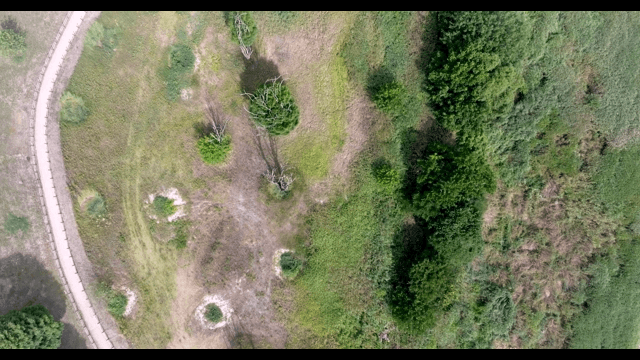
60 11 640 349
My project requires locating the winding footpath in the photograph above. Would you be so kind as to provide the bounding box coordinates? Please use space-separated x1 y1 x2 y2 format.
34 11 113 349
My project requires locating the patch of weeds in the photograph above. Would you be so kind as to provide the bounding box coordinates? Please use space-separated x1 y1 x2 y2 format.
371 158 400 192
4 213 29 235
163 43 195 101
153 195 176 217
280 251 302 279
256 291 265 297
205 303 223 324
95 282 128 319
247 272 256 282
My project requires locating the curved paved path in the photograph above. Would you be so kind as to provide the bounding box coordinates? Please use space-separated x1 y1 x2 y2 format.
34 11 113 349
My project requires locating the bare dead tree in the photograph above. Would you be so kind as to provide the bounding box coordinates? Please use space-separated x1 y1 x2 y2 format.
234 13 253 60
204 96 230 143
252 126 295 192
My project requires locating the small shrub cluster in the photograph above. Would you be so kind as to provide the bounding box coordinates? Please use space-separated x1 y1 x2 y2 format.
205 303 223 324
153 195 176 217
247 79 300 136
197 135 231 165
0 304 64 349
4 213 29 235
60 91 89 124
0 16 26 59
95 283 127 319
280 251 302 278
227 11 258 47
164 44 195 101
169 219 189 249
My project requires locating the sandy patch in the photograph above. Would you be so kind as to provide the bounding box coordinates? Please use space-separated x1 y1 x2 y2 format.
195 295 233 330
120 286 137 317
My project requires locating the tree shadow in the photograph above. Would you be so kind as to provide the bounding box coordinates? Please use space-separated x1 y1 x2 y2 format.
388 216 434 309
239 52 282 94
0 253 87 348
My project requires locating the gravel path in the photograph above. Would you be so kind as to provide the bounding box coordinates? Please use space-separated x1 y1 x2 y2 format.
34 11 113 349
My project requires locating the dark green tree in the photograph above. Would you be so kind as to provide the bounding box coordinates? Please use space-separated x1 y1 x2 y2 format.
246 79 300 136
0 304 64 349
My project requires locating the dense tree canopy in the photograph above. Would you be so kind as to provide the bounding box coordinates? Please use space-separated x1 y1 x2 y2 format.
0 305 63 349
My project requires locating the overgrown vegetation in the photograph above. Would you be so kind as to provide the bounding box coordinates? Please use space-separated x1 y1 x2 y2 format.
3 213 29 235
59 91 89 124
84 21 117 52
0 15 26 59
0 304 63 349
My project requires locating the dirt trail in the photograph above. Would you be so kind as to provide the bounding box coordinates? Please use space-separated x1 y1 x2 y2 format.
33 11 113 349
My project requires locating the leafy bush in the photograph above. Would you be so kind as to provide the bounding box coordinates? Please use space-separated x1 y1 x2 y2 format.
372 81 406 117
0 16 26 58
247 79 300 136
60 91 89 124
406 142 495 219
164 44 195 101
371 160 400 192
4 213 29 235
205 304 223 323
197 135 231 165
268 182 289 200
153 195 176 217
0 304 63 349
481 285 516 338
86 194 107 218
280 251 302 278
228 11 258 47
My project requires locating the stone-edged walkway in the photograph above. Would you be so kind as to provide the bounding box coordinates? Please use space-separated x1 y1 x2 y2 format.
33 11 113 349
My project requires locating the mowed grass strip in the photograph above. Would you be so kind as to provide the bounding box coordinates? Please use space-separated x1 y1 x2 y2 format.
60 11 222 347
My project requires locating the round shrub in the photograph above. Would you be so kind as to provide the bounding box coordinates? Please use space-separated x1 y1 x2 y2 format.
0 304 64 349
197 135 231 165
60 91 89 124
205 303 223 324
153 195 176 217
372 81 406 116
229 11 258 47
248 80 299 136
280 251 301 278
